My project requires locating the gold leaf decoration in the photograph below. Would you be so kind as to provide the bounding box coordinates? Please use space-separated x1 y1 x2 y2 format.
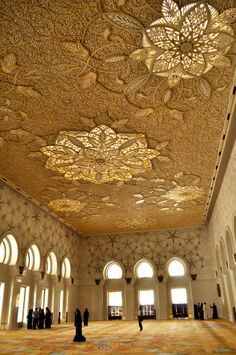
169 109 184 121
16 86 41 98
80 72 97 89
103 12 144 30
0 137 6 147
162 0 181 26
156 141 169 150
63 41 89 58
105 56 125 63
167 72 181 88
111 119 129 128
174 172 184 179
48 198 85 213
197 78 212 98
41 125 159 184
18 111 29 120
80 117 96 128
125 74 150 94
208 54 231 67
158 156 171 162
1 53 17 74
164 90 172 103
134 108 154 118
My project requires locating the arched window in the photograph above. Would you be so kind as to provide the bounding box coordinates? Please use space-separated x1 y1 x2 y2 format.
61 257 71 278
0 234 18 265
104 262 122 279
168 258 186 276
46 252 57 275
25 244 41 271
136 260 154 278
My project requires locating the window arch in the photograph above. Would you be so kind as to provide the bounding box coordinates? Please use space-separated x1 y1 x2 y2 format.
46 252 57 275
167 258 186 277
61 257 71 278
135 260 154 278
225 229 235 269
0 234 18 265
25 244 41 271
104 261 123 279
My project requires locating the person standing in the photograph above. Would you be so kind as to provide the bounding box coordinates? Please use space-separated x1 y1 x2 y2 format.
32 308 39 329
83 308 89 327
73 308 86 342
210 303 219 319
39 308 45 329
203 302 208 320
137 305 143 331
45 307 52 328
27 309 33 329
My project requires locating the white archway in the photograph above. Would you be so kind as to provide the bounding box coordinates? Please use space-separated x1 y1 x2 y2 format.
0 234 18 265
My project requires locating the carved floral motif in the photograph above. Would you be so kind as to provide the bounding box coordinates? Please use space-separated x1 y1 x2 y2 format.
41 125 159 184
131 0 235 80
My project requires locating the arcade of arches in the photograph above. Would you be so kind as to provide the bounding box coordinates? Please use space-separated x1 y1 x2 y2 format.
0 139 236 329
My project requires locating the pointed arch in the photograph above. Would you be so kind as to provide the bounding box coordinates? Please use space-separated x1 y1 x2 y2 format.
0 234 18 265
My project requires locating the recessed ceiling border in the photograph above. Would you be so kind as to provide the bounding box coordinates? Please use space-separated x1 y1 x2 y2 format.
203 69 236 226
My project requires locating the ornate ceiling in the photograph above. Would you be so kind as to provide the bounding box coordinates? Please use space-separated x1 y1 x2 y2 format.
0 0 235 235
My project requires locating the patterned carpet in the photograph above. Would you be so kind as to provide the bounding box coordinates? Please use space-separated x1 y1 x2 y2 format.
0 319 235 354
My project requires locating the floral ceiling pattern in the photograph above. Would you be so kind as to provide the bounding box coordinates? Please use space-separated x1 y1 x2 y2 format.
0 0 235 234
41 125 159 184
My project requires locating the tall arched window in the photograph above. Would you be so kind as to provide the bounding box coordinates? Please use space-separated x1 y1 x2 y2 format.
0 234 18 265
136 260 154 278
104 262 123 279
168 258 186 276
46 252 57 275
61 257 71 278
25 244 41 271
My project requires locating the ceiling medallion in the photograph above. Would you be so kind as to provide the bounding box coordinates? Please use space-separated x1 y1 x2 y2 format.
48 198 85 213
131 0 235 80
163 186 204 203
41 125 159 184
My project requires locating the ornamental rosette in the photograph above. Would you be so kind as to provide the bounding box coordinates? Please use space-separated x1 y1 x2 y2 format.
48 198 85 213
41 125 159 184
129 0 236 83
163 186 204 203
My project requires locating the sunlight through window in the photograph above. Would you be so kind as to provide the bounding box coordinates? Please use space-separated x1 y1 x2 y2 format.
106 262 122 279
168 259 185 276
171 288 187 304
137 261 153 278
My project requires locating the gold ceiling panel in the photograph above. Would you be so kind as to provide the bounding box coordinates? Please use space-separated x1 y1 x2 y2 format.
0 0 235 235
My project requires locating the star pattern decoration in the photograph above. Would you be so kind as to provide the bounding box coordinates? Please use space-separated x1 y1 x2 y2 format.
22 212 29 222
167 230 180 243
32 210 41 223
106 235 120 249
7 222 15 231
185 235 193 244
123 240 132 249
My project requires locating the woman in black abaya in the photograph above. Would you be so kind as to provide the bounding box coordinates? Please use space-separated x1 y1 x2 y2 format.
73 308 86 342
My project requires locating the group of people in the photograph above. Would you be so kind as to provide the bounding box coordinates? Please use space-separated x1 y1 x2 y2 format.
194 302 218 320
27 307 52 329
73 308 89 342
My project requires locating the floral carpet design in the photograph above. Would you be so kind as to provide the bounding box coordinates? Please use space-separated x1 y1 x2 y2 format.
0 319 235 354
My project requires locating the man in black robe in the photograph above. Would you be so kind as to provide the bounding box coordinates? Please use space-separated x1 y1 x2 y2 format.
45 307 52 328
73 308 86 342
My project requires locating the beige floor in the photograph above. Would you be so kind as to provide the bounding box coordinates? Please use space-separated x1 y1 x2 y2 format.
0 319 235 354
